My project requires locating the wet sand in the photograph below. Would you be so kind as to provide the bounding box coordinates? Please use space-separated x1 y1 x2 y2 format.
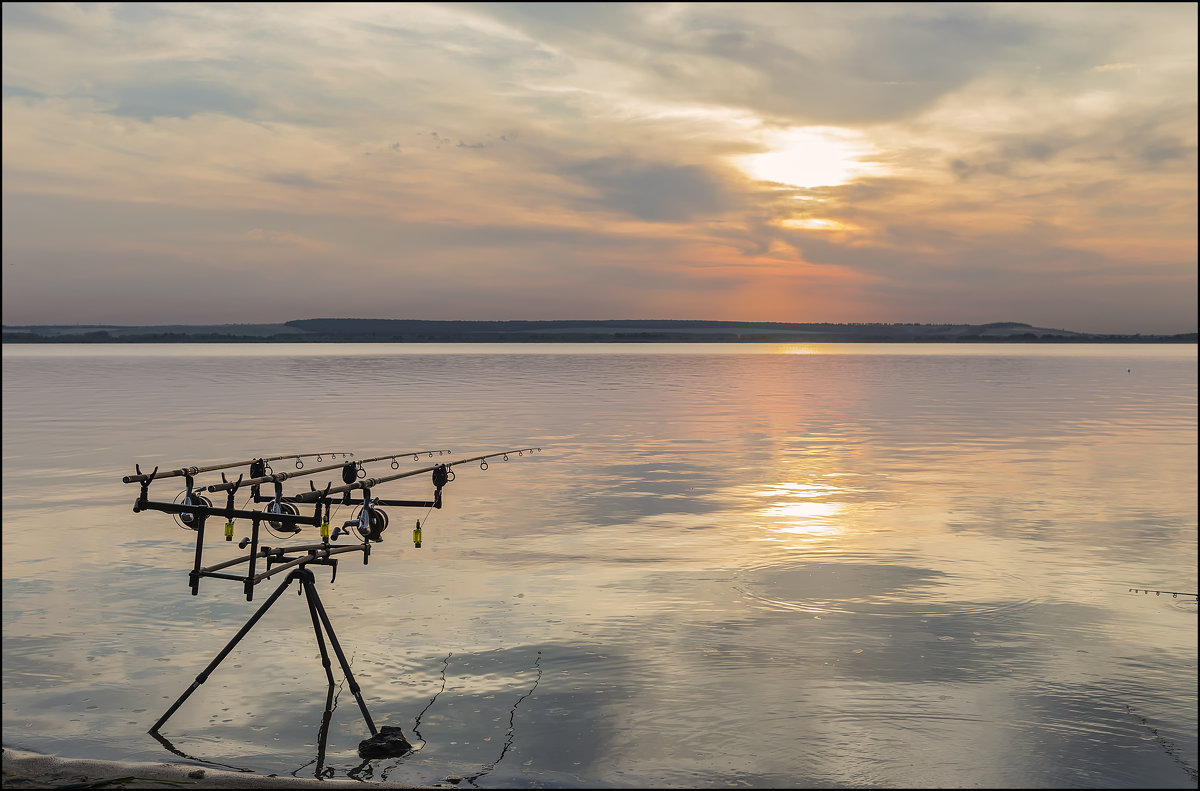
1 747 440 789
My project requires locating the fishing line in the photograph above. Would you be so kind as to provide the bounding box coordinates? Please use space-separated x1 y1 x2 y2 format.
1123 702 1199 781
412 652 453 749
413 504 435 548
263 521 290 541
412 464 454 545
466 651 543 787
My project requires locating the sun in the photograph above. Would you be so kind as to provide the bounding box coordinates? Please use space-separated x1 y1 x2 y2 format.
738 127 881 189
780 218 855 231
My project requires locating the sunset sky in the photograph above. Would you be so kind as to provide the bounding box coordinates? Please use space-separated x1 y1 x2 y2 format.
2 2 1196 334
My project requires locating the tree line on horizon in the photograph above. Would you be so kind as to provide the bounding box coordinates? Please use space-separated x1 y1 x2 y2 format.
2 318 1194 343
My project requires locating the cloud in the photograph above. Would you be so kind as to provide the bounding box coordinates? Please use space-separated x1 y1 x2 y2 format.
465 3 1036 124
262 172 330 190
563 157 740 222
101 76 258 121
1 84 44 100
1 2 1195 333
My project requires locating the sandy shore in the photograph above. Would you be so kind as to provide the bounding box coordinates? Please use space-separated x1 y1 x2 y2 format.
1 747 441 789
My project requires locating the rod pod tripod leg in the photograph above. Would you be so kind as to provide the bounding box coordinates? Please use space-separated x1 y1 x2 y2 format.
300 569 377 736
149 567 378 738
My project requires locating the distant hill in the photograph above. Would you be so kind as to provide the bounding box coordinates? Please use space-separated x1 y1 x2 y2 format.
1 322 307 340
2 319 1195 344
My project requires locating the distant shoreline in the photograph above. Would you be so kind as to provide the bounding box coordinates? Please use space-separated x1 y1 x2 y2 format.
3 318 1196 344
3 336 1196 344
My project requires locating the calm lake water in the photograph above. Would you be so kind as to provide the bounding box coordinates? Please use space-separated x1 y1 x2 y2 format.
2 343 1196 788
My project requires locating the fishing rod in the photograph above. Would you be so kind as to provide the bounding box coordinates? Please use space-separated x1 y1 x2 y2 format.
122 451 355 484
205 449 454 493
291 448 542 503
1128 588 1197 599
286 448 541 546
125 447 542 593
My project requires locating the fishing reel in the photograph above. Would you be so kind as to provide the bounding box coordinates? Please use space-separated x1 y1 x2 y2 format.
345 503 389 542
176 491 212 530
266 499 301 532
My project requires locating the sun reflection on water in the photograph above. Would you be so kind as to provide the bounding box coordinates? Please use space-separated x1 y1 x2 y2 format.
772 343 829 355
756 481 846 542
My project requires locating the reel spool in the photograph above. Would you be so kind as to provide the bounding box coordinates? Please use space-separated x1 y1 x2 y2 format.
177 492 213 530
351 505 389 542
266 500 301 532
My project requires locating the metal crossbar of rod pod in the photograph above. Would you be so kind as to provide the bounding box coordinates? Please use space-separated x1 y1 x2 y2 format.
122 452 355 484
205 449 453 493
291 448 542 503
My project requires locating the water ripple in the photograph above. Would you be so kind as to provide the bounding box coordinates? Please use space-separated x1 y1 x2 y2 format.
733 554 1042 618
